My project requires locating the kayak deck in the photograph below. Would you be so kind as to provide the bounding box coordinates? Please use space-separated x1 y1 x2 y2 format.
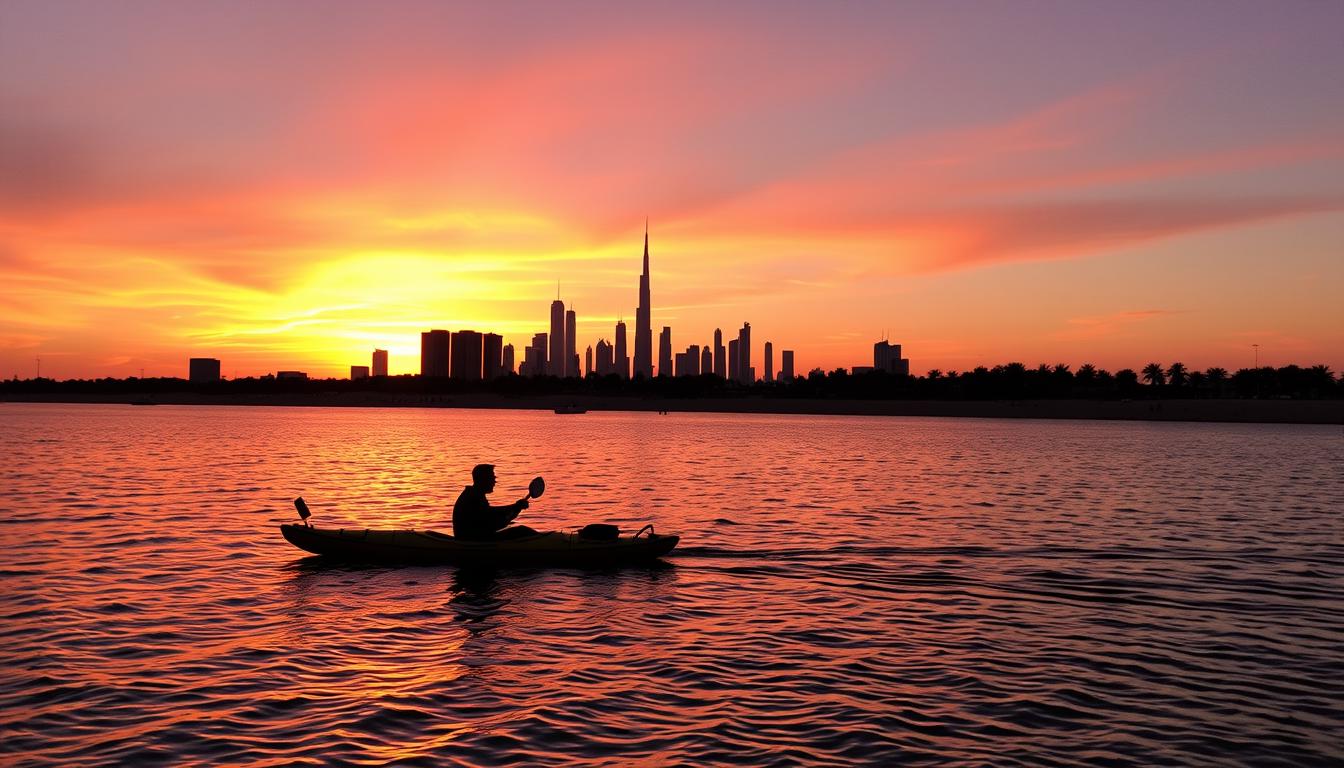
279 524 679 566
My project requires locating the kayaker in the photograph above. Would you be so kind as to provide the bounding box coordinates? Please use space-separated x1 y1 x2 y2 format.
453 464 538 540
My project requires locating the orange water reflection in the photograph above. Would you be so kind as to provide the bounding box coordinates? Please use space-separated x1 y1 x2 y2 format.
1 405 1340 765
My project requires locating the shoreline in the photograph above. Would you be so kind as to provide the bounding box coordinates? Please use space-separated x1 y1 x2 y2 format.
4 392 1341 425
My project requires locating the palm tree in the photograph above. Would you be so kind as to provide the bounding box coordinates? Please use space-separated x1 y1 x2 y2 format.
1205 367 1228 383
1142 362 1166 387
926 369 942 380
1308 364 1334 385
1076 363 1097 385
1166 362 1188 387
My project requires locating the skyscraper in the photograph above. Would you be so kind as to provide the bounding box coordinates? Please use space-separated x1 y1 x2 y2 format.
614 320 629 379
451 330 482 380
658 327 672 377
874 340 911 376
421 330 449 378
502 344 514 376
764 342 774 383
565 308 577 378
781 350 794 381
713 328 725 378
675 344 700 377
524 332 548 377
189 357 220 383
738 322 752 383
728 339 739 382
596 339 613 375
372 349 388 377
633 222 653 378
483 333 503 379
549 298 566 376
700 345 712 374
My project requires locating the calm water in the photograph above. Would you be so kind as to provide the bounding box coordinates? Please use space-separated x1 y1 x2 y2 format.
1 404 1340 766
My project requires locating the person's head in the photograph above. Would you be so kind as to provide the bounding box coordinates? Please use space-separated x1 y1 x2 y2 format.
471 463 497 493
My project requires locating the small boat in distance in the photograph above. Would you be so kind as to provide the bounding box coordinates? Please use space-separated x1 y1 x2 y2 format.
554 405 587 414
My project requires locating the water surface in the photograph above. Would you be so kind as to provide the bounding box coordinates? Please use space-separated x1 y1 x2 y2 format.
1 404 1340 765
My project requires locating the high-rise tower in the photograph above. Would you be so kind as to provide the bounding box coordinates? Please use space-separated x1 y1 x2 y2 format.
549 295 566 377
658 326 672 377
633 221 653 378
713 328 725 378
614 320 629 379
565 308 577 378
738 322 752 383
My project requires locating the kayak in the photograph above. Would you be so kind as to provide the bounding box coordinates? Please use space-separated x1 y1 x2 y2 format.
279 524 679 566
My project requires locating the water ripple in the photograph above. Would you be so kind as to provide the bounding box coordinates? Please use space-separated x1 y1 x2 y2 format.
0 404 1341 766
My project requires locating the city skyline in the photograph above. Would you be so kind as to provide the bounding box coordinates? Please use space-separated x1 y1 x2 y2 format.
403 231 798 383
2 4 1342 380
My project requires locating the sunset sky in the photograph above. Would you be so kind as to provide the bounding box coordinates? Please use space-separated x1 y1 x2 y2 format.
2 2 1342 380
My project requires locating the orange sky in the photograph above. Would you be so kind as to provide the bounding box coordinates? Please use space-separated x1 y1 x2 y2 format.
2 3 1342 380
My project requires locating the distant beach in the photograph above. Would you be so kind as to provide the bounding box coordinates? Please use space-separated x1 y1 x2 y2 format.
5 392 1340 425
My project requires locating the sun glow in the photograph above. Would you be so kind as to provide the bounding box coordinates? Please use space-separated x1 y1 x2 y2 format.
1 4 1342 379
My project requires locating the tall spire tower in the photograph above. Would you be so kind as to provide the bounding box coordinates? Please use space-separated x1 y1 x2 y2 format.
633 219 653 378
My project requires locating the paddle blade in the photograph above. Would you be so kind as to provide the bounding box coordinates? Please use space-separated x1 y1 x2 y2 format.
528 477 545 499
294 497 311 520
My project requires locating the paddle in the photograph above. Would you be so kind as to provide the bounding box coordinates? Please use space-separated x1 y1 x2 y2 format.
519 476 545 506
293 497 312 526
506 477 544 527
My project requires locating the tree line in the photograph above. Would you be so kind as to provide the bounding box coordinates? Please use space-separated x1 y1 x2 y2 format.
783 362 1340 401
3 361 1339 400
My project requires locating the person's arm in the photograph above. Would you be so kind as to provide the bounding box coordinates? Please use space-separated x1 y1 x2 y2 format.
487 498 528 530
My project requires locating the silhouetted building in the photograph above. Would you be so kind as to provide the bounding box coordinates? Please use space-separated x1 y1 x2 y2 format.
189 357 220 383
372 349 388 377
700 345 712 374
550 299 566 377
523 332 548 377
764 342 774 383
633 222 653 378
351 365 369 380
565 309 577 378
713 329 725 378
614 320 629 379
502 344 515 375
781 350 794 381
585 345 592 376
483 333 503 379
277 370 307 380
675 344 701 377
658 327 672 377
728 339 739 382
595 339 614 375
874 340 910 376
852 365 874 374
738 322 752 383
451 330 482 380
421 330 450 378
